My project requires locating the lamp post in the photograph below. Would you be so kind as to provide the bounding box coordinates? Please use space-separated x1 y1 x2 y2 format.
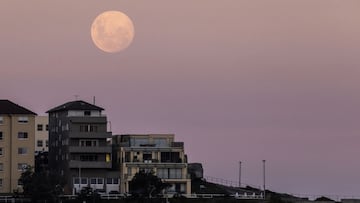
239 161 242 188
262 160 266 199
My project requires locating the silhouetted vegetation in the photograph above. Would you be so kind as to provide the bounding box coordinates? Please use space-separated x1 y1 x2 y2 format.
129 170 170 198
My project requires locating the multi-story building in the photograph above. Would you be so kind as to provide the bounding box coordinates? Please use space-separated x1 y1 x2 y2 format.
0 100 36 193
47 100 119 194
35 116 49 154
113 134 191 194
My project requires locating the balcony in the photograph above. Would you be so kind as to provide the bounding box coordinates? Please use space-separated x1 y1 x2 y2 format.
69 160 111 169
125 162 187 168
69 146 112 153
69 132 111 139
69 117 107 124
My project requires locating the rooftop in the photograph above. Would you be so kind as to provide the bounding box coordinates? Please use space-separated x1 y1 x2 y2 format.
46 100 104 113
0 100 37 115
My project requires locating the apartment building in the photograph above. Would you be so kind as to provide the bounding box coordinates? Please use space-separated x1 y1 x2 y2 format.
0 100 36 193
35 116 49 154
113 134 191 194
47 100 119 194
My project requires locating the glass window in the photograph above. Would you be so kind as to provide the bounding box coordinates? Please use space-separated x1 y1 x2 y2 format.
46 140 49 147
90 178 97 184
74 178 79 184
18 148 27 155
37 124 43 131
46 124 49 131
0 148 3 156
0 163 3 171
0 132 3 141
18 117 28 123
81 178 87 184
84 111 91 116
18 132 28 139
97 178 103 184
0 179 2 187
106 178 112 184
37 140 43 147
113 178 119 184
0 117 3 124
18 163 27 171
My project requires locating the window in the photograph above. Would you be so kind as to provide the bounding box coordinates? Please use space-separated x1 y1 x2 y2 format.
84 111 91 116
18 132 28 139
46 124 49 131
80 125 98 132
113 178 119 184
74 178 79 184
106 178 112 184
0 117 3 124
18 163 28 171
18 117 28 123
18 147 27 155
18 179 23 186
0 132 3 141
37 140 43 147
0 179 2 187
97 178 103 184
79 140 98 147
0 148 3 156
80 155 98 161
81 178 87 184
90 178 97 184
37 124 43 131
107 178 119 184
0 163 3 171
46 140 49 147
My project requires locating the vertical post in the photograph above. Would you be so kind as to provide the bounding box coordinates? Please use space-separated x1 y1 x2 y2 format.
262 160 266 199
79 165 81 192
239 161 242 188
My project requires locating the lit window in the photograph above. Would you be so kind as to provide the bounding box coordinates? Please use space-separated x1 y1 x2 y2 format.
18 147 27 155
37 140 43 147
37 124 43 131
18 117 28 123
18 132 28 139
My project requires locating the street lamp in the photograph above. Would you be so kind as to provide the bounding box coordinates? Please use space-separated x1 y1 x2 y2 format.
239 161 242 188
262 160 266 199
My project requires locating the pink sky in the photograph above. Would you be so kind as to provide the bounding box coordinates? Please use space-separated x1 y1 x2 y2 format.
2 0 360 197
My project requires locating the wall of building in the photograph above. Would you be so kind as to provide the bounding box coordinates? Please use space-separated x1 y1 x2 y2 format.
35 116 48 153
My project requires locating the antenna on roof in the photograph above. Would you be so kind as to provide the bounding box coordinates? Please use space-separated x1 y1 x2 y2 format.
93 96 96 105
74 94 79 100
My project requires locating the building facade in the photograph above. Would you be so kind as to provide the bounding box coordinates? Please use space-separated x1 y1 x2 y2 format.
35 116 49 154
0 100 36 193
47 100 119 194
113 134 191 194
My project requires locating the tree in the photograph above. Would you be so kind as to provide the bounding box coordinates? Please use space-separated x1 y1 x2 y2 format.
129 170 170 198
19 167 64 202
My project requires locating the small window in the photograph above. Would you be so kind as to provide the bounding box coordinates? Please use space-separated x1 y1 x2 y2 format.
18 132 28 139
84 111 91 116
37 140 43 147
90 178 97 184
18 163 27 171
0 117 3 125
0 148 3 156
113 178 119 184
37 124 43 131
0 132 3 141
46 124 49 131
0 179 3 187
74 178 79 184
18 148 27 155
18 117 28 123
46 140 49 147
106 178 112 184
0 163 3 171
97 178 103 184
81 178 87 184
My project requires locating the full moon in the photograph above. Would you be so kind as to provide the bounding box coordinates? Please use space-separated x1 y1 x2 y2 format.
91 11 135 53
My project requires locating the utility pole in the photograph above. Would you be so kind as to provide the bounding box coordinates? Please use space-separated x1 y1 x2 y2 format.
263 160 266 199
239 161 242 188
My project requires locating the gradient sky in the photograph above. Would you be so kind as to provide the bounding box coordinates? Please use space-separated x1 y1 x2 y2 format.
1 0 360 198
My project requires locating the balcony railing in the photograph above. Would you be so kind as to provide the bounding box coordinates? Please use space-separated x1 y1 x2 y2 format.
68 146 112 153
69 160 112 169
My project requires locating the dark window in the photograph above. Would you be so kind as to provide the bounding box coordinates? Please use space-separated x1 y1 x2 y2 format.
143 153 152 161
0 132 3 140
46 140 49 147
74 178 79 184
80 155 98 161
97 178 103 184
37 124 43 131
46 125 49 131
81 178 87 184
18 148 27 155
106 178 112 184
161 152 180 163
84 111 91 116
90 178 97 184
113 178 119 184
18 132 28 139
37 140 43 147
